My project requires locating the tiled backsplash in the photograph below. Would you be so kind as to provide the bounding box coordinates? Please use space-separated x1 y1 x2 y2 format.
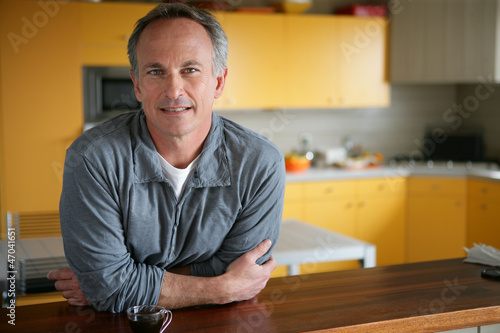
217 84 500 161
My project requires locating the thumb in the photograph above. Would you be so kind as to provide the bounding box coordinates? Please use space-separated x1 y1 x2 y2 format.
248 239 272 261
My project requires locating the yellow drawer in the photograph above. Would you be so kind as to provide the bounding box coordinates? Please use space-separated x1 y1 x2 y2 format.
409 177 466 196
468 179 500 200
303 180 356 200
284 183 303 201
358 177 406 196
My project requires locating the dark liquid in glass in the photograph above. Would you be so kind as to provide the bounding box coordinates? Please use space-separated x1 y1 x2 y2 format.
128 311 164 333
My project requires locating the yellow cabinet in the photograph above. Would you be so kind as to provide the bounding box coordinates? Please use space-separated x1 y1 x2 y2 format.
282 177 406 275
303 180 357 236
79 2 155 66
0 1 82 236
214 13 285 110
357 177 406 266
302 179 358 273
285 15 390 108
467 178 500 249
407 177 467 263
285 15 342 108
282 182 304 220
339 17 390 107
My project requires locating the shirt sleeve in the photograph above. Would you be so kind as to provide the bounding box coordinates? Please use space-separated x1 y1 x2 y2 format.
59 149 165 313
190 156 286 277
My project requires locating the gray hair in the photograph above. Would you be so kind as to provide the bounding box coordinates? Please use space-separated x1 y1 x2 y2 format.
127 3 228 79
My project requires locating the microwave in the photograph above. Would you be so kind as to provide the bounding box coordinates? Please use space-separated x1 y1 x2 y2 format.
83 66 141 128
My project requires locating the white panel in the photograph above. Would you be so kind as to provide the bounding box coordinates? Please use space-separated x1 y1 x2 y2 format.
436 327 477 333
480 323 500 333
463 0 486 80
423 0 446 81
444 0 466 81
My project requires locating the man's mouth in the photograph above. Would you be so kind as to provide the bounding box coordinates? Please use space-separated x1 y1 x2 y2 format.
160 107 191 112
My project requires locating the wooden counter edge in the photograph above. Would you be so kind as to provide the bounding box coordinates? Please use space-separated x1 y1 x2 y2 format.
308 306 500 333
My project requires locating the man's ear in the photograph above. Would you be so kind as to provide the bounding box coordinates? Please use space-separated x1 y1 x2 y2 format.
130 70 143 102
214 67 228 99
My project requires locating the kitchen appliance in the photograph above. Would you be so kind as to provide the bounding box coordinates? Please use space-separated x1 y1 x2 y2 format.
424 126 484 162
1 238 67 307
83 66 140 128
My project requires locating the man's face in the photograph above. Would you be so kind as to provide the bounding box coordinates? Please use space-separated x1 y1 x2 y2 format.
131 18 226 142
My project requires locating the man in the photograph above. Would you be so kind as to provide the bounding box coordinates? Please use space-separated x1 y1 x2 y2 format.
48 3 285 313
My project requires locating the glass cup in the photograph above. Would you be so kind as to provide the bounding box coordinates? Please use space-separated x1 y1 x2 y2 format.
126 305 173 333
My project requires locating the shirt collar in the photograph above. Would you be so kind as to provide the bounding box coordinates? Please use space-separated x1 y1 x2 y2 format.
132 111 231 188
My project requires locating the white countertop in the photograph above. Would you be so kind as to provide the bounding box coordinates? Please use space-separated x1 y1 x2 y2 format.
285 162 500 182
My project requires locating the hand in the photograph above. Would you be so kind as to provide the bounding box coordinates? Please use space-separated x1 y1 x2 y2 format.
222 239 276 303
47 267 91 306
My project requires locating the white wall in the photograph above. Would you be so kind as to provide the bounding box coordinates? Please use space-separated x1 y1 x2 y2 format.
217 84 466 161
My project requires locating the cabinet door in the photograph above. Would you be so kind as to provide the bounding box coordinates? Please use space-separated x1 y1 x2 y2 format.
408 177 467 263
408 196 466 262
304 199 356 237
282 183 303 220
302 198 358 273
338 17 390 107
0 1 82 216
390 0 500 83
285 15 341 108
214 13 285 110
301 180 358 273
468 199 500 249
468 179 500 249
79 2 155 66
357 178 406 266
303 180 357 235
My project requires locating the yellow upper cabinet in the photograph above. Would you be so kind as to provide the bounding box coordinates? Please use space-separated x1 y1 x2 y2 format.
285 15 389 108
79 2 155 66
0 1 82 224
285 15 342 108
79 6 389 108
338 17 390 107
214 13 285 110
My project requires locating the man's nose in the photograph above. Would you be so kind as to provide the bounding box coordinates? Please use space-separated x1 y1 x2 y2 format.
163 74 184 100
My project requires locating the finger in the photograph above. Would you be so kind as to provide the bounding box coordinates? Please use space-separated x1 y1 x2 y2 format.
263 255 277 271
62 289 87 300
54 279 80 292
67 297 91 306
47 267 75 280
247 239 272 261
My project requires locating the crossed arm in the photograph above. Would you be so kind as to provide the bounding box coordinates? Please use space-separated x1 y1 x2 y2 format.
47 239 276 309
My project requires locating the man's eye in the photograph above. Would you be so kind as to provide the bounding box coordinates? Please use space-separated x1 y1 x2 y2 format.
149 69 162 75
184 68 197 74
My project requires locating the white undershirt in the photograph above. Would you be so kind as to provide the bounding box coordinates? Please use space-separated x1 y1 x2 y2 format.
157 153 200 200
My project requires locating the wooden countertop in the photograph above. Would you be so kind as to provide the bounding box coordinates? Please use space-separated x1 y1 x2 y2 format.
1 258 499 332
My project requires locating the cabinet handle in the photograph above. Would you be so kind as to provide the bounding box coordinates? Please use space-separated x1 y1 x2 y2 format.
378 183 386 191
432 183 439 190
358 201 365 208
123 34 130 41
325 187 334 194
481 203 488 210
227 97 236 105
481 187 488 194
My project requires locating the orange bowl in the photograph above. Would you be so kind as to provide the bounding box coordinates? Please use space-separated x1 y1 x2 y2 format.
285 156 311 173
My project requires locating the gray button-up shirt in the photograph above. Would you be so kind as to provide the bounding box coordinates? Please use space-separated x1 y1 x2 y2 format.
60 111 285 312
